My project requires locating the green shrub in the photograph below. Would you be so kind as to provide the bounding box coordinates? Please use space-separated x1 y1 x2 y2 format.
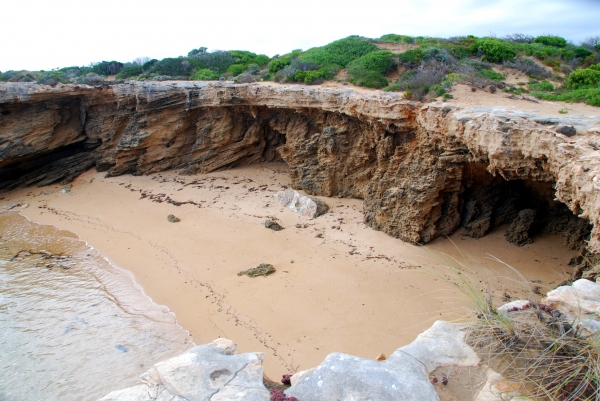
348 51 394 75
289 67 332 84
92 61 124 76
434 86 446 97
303 69 330 84
143 59 158 70
398 49 424 64
589 64 600 72
573 46 594 59
471 39 516 63
1 70 40 82
187 51 235 74
511 43 560 60
267 50 303 74
301 36 377 67
596 44 600 52
229 50 269 68
268 59 289 73
478 68 505 81
566 68 600 88
379 34 414 44
532 87 600 106
383 83 402 92
36 71 68 85
440 44 471 59
347 50 395 88
116 65 143 79
190 69 220 80
150 58 193 77
529 81 554 91
226 64 247 75
533 35 567 48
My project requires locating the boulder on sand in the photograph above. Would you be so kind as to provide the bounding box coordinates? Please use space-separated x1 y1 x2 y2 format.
274 190 329 219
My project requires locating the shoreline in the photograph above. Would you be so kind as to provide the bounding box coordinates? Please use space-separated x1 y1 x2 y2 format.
4 163 578 376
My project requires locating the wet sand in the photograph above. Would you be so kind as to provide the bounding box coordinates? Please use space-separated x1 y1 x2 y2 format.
3 163 578 377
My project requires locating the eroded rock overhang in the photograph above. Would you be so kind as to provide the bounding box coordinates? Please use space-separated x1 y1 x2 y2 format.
1 81 599 255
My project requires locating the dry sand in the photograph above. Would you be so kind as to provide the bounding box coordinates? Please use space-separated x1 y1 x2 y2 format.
3 163 578 377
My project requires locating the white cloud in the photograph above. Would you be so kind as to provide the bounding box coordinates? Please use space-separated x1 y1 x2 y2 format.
1 0 598 71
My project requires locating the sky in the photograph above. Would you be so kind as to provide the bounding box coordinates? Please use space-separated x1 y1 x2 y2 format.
1 0 599 71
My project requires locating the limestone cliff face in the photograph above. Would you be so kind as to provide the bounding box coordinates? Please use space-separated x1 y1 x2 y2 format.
1 82 599 256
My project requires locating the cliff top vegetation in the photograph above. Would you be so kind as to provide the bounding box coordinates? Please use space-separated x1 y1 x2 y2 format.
2 33 599 106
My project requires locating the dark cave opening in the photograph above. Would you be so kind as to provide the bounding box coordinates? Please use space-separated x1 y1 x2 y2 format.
460 162 591 252
261 123 286 163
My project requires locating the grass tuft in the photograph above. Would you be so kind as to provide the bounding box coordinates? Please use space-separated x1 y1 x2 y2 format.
420 248 600 400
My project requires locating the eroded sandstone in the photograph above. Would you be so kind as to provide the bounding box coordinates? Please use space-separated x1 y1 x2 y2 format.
1 81 599 258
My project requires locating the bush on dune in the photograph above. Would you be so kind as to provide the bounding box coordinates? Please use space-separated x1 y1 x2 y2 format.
300 36 377 67
190 69 220 81
116 65 143 79
347 50 395 88
533 35 568 48
567 68 600 89
188 50 235 74
378 34 414 44
470 38 516 63
91 61 124 76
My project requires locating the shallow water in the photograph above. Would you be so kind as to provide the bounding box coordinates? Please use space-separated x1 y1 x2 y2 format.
0 211 193 400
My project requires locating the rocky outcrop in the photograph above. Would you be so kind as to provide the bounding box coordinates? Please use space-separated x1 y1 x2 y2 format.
286 321 479 401
99 338 270 401
99 322 524 401
1 82 599 257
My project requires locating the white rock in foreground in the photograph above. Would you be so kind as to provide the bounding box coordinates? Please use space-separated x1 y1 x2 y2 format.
274 189 329 218
99 338 269 401
286 321 480 401
546 278 600 336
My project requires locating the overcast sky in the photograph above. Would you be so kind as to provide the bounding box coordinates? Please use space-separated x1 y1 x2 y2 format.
2 0 599 71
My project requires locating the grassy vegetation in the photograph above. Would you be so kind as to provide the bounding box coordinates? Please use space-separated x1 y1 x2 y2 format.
377 34 415 44
300 36 377 67
1 33 599 106
422 253 600 400
347 50 395 88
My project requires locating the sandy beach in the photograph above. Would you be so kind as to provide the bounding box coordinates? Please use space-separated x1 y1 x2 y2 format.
2 163 578 377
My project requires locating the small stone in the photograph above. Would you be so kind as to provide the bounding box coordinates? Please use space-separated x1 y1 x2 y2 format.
59 184 72 194
167 214 181 223
556 125 577 137
3 201 22 210
265 220 283 231
375 353 386 361
237 263 275 277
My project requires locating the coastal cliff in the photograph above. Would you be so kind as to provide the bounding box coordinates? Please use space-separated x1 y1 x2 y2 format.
1 81 599 258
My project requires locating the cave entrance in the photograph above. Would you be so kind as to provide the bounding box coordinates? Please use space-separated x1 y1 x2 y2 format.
460 163 591 252
261 124 286 163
